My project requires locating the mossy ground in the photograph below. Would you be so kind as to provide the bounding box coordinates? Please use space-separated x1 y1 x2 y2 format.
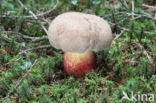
0 0 156 103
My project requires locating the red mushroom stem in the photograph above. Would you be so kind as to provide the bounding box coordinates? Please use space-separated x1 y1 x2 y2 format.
64 50 96 77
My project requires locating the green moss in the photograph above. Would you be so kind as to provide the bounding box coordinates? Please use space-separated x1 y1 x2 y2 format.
0 0 156 102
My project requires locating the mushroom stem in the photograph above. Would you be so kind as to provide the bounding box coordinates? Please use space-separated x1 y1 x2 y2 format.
64 50 96 77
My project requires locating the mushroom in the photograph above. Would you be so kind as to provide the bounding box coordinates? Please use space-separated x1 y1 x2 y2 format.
48 12 112 77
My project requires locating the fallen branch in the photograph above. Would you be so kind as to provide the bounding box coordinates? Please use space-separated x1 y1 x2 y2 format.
0 15 31 18
33 37 48 42
114 30 125 40
131 0 135 19
142 4 156 10
0 0 59 19
110 22 154 34
36 0 59 17
2 31 48 42
103 11 156 21
1 33 18 43
19 45 52 55
2 59 38 101
17 0 49 35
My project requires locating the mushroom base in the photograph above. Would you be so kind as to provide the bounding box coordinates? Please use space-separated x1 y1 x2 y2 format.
64 51 96 77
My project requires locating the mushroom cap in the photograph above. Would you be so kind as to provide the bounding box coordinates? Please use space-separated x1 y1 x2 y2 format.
48 12 112 53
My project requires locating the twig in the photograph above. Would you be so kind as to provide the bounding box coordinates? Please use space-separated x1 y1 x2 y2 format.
1 33 18 43
2 31 48 42
4 56 22 66
122 60 139 66
33 37 48 42
112 30 125 45
131 0 134 19
0 0 59 19
0 15 30 18
17 0 49 35
2 8 155 21
120 0 129 9
2 59 38 101
142 4 156 10
19 45 52 55
123 60 139 63
1 35 12 42
133 40 156 72
103 11 156 21
2 31 40 40
110 22 154 34
114 30 125 40
36 0 59 17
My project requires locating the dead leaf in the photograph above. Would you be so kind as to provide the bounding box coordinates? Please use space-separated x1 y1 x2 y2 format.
0 67 6 73
0 49 7 54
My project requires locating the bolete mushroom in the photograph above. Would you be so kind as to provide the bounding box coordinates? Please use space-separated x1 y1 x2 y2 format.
48 12 112 77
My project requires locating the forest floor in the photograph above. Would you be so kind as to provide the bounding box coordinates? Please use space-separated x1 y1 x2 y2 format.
0 0 156 103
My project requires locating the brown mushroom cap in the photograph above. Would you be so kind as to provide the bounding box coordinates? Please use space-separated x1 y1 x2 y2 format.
48 12 112 53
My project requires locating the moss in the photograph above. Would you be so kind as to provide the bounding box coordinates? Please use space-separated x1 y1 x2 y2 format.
0 0 156 102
